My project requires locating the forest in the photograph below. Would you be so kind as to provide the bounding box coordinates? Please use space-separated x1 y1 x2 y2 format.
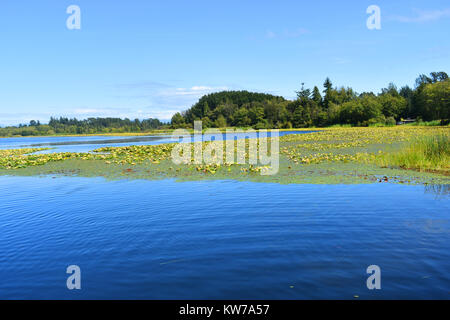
171 71 449 129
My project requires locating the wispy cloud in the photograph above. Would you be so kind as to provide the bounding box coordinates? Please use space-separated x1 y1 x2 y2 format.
112 84 231 121
110 82 233 120
265 28 309 39
73 108 116 115
0 112 54 126
390 8 450 23
148 85 230 119
164 86 229 97
332 57 351 65
114 80 173 90
266 31 276 39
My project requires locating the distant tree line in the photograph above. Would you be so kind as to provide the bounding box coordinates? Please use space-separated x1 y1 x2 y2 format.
0 117 166 137
171 71 449 128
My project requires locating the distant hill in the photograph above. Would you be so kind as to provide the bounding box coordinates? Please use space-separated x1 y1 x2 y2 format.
172 90 289 129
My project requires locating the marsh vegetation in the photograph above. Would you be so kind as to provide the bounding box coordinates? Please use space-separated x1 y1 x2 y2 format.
0 126 448 185
376 133 449 173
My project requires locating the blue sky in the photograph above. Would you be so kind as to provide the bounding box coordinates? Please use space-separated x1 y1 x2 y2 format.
0 0 449 125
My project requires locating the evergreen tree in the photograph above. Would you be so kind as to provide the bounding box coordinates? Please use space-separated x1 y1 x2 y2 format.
312 86 322 105
323 77 333 109
323 77 333 94
296 83 311 100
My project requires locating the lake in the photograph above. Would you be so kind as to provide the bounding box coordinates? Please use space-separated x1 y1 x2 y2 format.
0 177 448 299
0 132 449 299
0 130 311 153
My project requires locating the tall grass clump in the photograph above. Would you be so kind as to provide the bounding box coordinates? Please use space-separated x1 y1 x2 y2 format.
377 132 450 173
407 120 449 126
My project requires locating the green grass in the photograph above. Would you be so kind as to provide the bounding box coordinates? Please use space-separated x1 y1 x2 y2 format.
406 120 448 127
377 133 449 173
328 124 352 128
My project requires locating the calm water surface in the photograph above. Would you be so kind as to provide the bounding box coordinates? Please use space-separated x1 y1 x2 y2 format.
0 130 310 153
0 177 449 299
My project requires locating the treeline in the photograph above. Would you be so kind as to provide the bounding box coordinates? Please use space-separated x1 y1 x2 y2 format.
0 117 167 137
171 71 449 128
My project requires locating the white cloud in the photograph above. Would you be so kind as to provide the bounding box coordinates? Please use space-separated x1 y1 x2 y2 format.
114 81 172 89
168 86 229 96
145 109 184 120
266 31 276 39
332 57 351 65
390 8 450 23
74 108 113 115
0 112 54 126
191 86 213 91
110 84 232 121
266 28 309 39
109 82 234 121
284 28 309 38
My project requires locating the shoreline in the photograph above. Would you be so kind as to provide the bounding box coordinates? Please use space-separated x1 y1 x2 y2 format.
1 125 447 139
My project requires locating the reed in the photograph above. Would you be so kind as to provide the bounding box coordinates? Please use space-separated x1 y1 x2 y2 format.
377 133 450 173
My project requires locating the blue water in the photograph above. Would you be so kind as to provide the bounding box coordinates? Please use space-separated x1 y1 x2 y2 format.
0 130 309 153
0 135 176 153
0 177 449 299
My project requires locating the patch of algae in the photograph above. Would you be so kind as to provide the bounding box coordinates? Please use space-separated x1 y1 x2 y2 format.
0 156 447 186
